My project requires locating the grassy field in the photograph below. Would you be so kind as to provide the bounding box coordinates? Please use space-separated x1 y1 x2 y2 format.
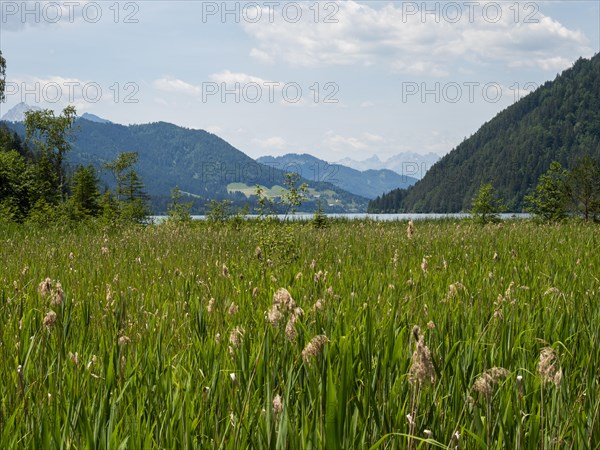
1 219 599 449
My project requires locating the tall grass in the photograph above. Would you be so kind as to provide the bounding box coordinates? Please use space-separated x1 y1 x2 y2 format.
1 220 599 449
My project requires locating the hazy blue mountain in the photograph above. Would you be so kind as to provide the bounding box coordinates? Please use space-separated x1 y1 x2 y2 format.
369 53 600 213
257 153 418 199
80 112 112 124
0 102 42 122
335 152 440 179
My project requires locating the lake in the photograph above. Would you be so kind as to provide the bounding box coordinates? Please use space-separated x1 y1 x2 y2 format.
151 213 531 222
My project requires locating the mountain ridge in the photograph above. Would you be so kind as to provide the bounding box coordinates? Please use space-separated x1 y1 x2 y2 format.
0 102 42 122
2 119 369 213
335 152 440 179
257 153 418 199
369 53 600 213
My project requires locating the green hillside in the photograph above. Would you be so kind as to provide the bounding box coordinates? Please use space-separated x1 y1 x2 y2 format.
369 53 600 213
5 120 368 213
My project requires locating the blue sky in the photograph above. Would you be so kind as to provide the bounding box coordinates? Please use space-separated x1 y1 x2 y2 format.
1 1 598 162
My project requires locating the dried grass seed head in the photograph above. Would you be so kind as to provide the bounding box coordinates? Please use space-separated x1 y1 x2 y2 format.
43 311 57 329
539 347 562 387
229 326 244 348
472 367 509 398
302 335 328 363
39 277 53 296
51 282 64 306
272 394 283 414
409 326 436 385
407 220 415 239
273 288 296 311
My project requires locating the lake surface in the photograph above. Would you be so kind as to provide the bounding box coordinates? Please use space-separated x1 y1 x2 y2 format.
152 213 530 222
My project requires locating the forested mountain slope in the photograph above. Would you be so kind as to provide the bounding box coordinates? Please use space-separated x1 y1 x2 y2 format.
369 54 600 213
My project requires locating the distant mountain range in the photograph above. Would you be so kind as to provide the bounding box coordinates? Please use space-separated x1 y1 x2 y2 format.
80 112 112 124
1 104 113 125
257 153 418 199
369 53 600 213
0 102 42 122
335 152 440 179
3 115 369 213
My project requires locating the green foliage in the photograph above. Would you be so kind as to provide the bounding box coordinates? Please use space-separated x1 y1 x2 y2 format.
281 172 308 219
254 185 276 219
525 161 569 222
103 152 139 201
206 199 233 223
0 198 20 223
0 150 33 221
26 198 57 225
470 183 506 224
98 191 121 225
312 198 329 229
253 177 308 262
2 220 600 448
104 152 150 224
120 197 151 224
0 123 29 158
68 165 101 218
1 106 156 226
167 186 193 224
229 203 250 230
568 155 600 221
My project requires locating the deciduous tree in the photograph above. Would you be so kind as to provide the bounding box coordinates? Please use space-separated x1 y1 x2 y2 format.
24 106 77 204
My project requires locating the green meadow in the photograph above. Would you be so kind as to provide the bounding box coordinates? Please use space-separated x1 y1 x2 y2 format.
1 219 599 449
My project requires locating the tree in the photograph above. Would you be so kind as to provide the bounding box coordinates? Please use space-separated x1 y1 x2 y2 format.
281 172 308 218
104 152 150 223
69 165 101 218
254 185 275 219
0 124 35 222
0 124 30 159
0 150 33 222
103 152 138 202
98 191 120 225
312 198 328 229
525 161 569 222
0 50 6 103
167 186 193 223
206 199 232 223
24 106 77 204
568 155 600 221
470 183 506 224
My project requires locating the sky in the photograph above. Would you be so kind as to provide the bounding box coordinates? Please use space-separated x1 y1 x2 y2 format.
1 1 598 163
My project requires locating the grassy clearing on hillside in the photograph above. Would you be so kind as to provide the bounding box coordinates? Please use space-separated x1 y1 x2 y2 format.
1 220 599 449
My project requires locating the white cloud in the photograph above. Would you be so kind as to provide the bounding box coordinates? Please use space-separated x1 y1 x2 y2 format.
364 133 384 143
249 48 274 63
324 131 369 152
153 77 201 96
243 1 592 75
253 136 287 149
209 70 271 86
